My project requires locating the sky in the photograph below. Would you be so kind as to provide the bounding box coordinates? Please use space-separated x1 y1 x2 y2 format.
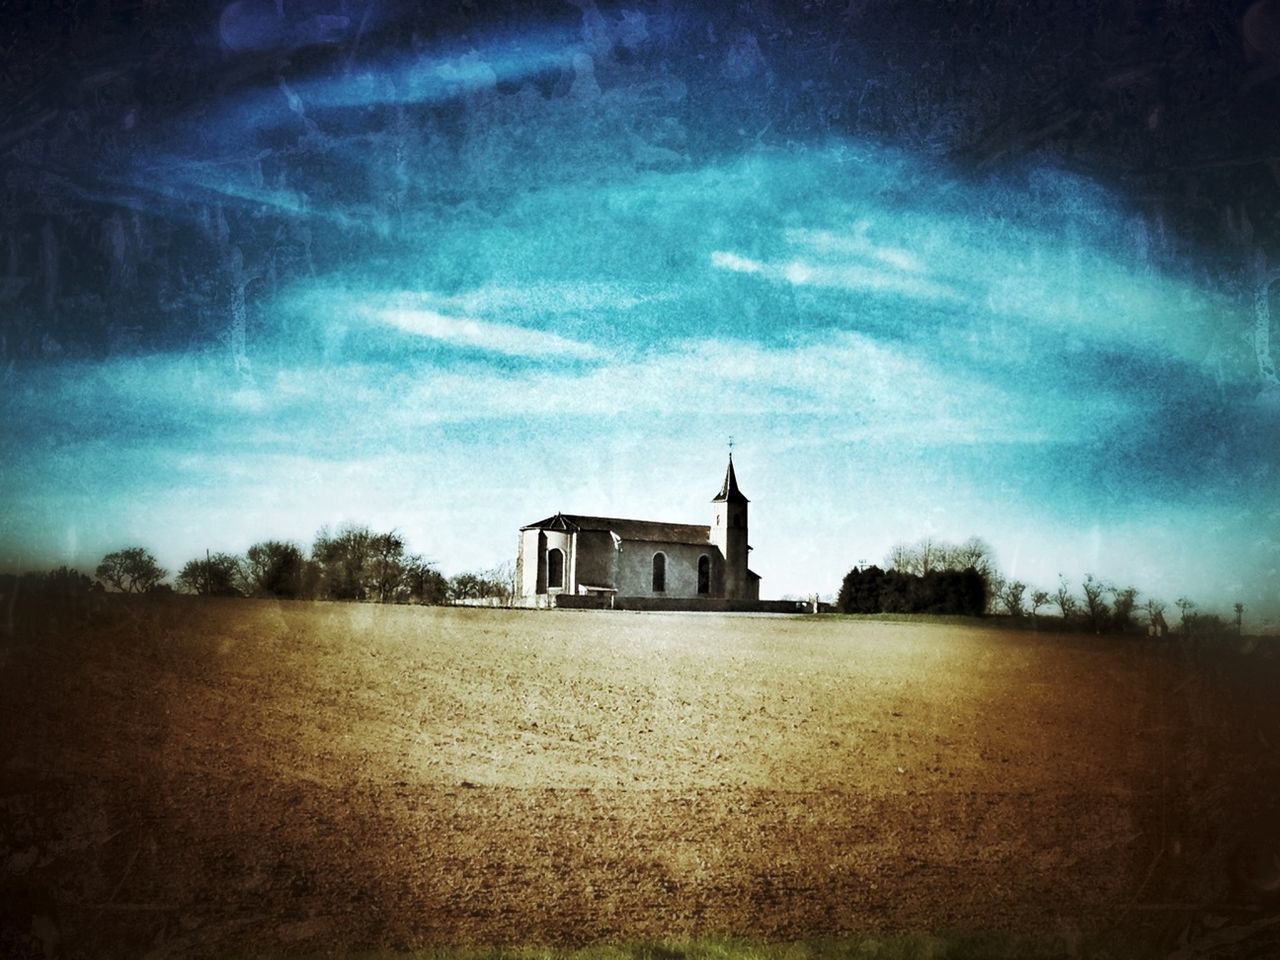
2 1 1279 626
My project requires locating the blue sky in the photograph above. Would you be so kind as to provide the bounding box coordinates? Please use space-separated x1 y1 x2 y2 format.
2 3 1278 624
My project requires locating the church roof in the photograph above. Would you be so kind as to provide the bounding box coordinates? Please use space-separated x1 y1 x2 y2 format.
712 455 749 503
521 512 713 546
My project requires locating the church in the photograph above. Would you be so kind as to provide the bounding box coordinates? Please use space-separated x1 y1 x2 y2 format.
516 456 761 607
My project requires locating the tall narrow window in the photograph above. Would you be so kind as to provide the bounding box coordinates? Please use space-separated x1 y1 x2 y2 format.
652 552 666 593
547 548 564 589
697 555 710 595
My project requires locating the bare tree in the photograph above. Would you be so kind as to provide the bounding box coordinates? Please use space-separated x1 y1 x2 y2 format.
402 556 448 605
1054 576 1077 621
1144 598 1168 637
885 536 998 595
947 536 997 581
1030 589 1050 622
1080 574 1109 634
885 537 940 576
244 540 306 598
886 541 915 574
448 572 487 602
1175 596 1197 637
96 547 167 593
483 561 518 605
997 578 1026 618
369 531 407 604
176 552 244 596
1111 586 1139 633
312 524 370 600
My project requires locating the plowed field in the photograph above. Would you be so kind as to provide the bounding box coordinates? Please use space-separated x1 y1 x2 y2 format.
3 598 1279 957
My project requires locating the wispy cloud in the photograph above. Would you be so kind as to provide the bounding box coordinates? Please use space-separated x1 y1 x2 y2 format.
710 251 767 275
786 227 925 273
407 282 675 317
282 332 1124 445
0 332 1096 453
712 247 961 302
364 304 606 360
293 30 585 112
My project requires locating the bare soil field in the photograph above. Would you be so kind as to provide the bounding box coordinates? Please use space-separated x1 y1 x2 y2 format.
3 598 1280 958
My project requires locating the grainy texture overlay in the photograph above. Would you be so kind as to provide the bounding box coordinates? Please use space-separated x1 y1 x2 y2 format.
2 1 1279 616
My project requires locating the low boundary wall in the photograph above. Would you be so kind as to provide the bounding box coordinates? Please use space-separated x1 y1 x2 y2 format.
551 594 812 614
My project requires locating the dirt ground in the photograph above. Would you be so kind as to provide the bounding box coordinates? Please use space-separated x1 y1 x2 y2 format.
3 598 1280 957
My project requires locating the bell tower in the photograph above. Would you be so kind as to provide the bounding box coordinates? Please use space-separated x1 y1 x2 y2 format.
711 452 749 599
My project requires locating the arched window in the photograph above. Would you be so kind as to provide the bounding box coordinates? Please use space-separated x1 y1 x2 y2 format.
697 555 710 595
651 552 666 593
547 548 564 589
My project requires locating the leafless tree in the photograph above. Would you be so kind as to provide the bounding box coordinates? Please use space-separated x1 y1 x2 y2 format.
1030 589 1050 621
484 561 518 605
1054 576 1077 621
176 552 244 596
244 541 306 598
369 531 407 604
1111 586 1138 633
96 547 167 593
401 556 448 605
1080 574 1109 633
1144 598 1168 637
996 578 1026 617
945 536 998 581
886 536 997 586
1175 596 1197 637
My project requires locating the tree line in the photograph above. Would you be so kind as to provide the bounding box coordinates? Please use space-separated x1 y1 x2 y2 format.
991 572 1245 639
3 524 517 606
838 566 988 617
839 536 1246 637
838 536 995 617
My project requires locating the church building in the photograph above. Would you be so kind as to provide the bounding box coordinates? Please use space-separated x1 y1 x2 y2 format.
516 457 761 606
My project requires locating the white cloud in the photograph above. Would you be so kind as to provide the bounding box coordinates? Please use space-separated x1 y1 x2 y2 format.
785 227 925 273
428 281 661 315
365 331 1107 447
710 250 767 274
366 305 605 360
711 247 960 303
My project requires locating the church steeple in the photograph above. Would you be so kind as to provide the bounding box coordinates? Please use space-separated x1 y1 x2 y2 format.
711 452 750 599
712 454 749 504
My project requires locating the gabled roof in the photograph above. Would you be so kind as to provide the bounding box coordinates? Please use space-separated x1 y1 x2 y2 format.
712 455 748 503
521 512 713 546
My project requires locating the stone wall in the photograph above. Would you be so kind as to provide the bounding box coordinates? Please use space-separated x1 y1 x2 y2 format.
553 594 809 614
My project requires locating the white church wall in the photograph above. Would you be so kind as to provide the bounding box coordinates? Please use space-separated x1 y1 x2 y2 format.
543 528 572 598
617 540 715 600
517 529 541 598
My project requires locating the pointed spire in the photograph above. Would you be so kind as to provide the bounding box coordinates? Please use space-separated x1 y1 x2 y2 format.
712 454 749 503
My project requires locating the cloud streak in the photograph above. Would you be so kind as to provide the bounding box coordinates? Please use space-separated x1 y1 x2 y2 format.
712 247 962 303
365 303 606 361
